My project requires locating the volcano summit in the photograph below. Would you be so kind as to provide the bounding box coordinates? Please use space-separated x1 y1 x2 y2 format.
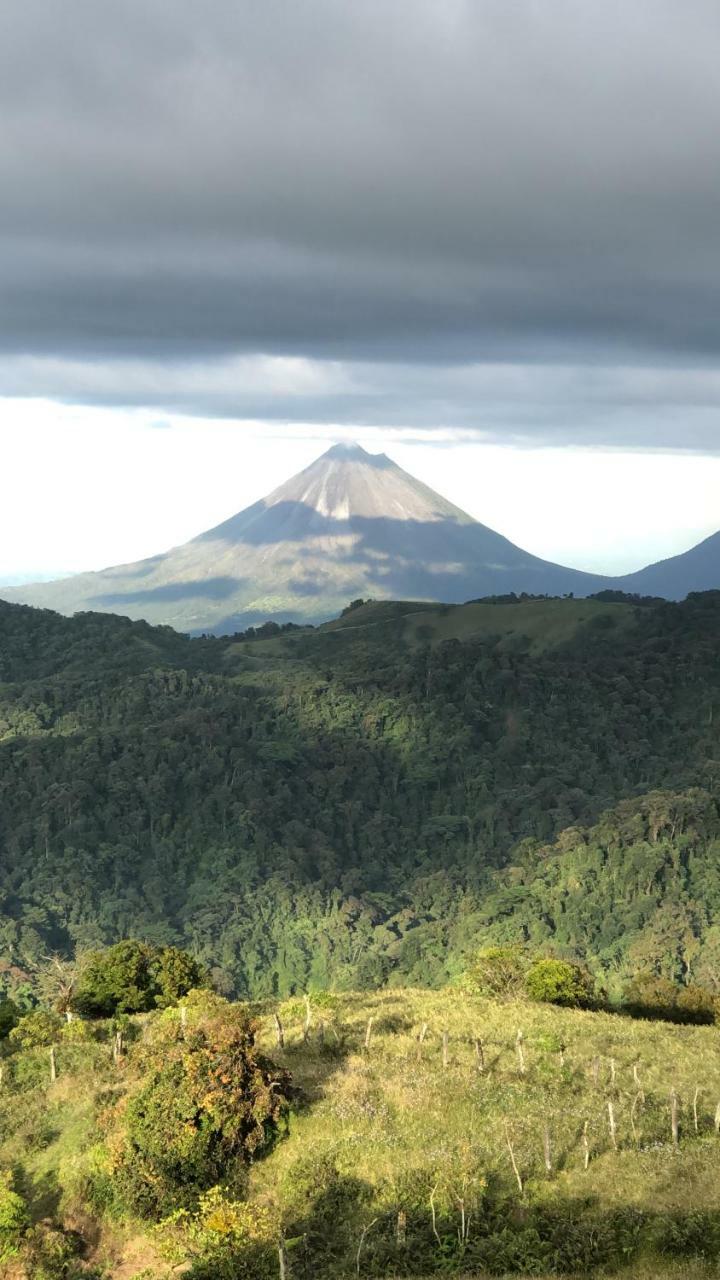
4 443 609 632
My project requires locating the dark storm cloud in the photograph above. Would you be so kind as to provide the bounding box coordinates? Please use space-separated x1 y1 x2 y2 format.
2 0 720 446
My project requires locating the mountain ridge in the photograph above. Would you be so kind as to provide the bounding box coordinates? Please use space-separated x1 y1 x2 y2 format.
619 528 720 598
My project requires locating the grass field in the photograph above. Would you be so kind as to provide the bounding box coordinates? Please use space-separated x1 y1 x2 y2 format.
223 597 640 672
2 986 719 1278
252 987 720 1213
252 987 720 1277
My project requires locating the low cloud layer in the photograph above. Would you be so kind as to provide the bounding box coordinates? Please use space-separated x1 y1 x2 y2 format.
3 1 720 446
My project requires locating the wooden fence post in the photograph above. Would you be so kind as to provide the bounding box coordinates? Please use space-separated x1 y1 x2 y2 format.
474 1037 484 1072
274 1013 285 1050
442 1030 449 1070
582 1120 590 1170
630 1091 644 1147
670 1089 679 1147
49 1045 57 1083
693 1086 701 1134
504 1120 524 1194
303 995 312 1043
543 1125 552 1174
607 1100 617 1150
515 1030 526 1075
364 1017 374 1052
396 1210 407 1248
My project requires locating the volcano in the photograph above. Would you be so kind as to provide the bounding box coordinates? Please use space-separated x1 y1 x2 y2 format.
3 443 610 632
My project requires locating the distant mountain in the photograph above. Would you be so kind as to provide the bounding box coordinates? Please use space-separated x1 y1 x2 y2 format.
2 443 608 633
617 530 720 600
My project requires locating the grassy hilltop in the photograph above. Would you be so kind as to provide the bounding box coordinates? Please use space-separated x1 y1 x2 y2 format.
1 986 720 1278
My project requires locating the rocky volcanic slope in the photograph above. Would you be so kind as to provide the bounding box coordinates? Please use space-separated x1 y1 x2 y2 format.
3 443 611 633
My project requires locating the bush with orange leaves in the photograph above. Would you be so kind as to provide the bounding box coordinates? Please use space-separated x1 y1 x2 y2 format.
109 1001 291 1219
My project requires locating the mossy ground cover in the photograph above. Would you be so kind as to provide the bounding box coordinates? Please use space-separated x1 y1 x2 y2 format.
2 989 719 1277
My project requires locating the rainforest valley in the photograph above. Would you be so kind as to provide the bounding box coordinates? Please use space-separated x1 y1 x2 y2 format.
1 591 720 1003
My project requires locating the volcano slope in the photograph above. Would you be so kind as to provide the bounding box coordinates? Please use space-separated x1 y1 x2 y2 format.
2 443 609 632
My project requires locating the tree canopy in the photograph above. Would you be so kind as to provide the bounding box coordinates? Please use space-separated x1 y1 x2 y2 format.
2 593 720 997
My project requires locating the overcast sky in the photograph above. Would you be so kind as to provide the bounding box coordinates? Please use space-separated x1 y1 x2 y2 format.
2 1 720 578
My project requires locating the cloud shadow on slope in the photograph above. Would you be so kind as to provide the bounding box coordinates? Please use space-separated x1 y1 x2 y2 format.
194 501 611 595
72 502 614 635
88 575 244 606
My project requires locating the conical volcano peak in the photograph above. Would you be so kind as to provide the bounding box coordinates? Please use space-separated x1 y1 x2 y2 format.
2 443 612 633
320 441 395 469
322 440 369 459
269 441 469 524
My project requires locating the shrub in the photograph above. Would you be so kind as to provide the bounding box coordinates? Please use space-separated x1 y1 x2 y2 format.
0 1170 28 1259
110 1005 291 1217
623 972 717 1024
675 983 717 1025
9 1009 63 1049
525 958 596 1008
279 1154 372 1267
61 1017 95 1043
155 1185 276 1279
20 1223 85 1279
463 945 527 998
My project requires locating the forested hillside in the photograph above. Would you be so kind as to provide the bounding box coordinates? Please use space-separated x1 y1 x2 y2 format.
1 592 720 999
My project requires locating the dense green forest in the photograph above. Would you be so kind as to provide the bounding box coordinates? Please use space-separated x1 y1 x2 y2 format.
2 592 720 1001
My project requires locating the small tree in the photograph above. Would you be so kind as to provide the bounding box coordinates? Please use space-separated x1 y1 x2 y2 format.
155 947 207 1007
155 1186 276 1278
623 972 679 1020
74 940 206 1017
73 940 160 1017
524 958 596 1008
463 946 527 999
35 954 79 1021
